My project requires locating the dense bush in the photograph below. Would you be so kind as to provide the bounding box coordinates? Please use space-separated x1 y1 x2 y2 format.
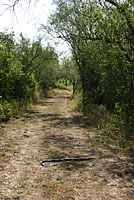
0 31 60 120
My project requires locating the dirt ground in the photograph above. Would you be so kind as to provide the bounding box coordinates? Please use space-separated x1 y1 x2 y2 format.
0 89 134 200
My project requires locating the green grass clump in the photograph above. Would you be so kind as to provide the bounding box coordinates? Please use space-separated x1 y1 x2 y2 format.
70 92 83 112
0 151 6 158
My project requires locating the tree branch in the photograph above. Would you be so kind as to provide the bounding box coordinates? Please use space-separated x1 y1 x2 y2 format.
0 0 19 16
105 0 134 40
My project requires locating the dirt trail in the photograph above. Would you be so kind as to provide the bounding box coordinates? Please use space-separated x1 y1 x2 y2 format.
0 89 134 200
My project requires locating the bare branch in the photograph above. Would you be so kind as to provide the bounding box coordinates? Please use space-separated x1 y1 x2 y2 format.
0 0 39 16
0 0 19 16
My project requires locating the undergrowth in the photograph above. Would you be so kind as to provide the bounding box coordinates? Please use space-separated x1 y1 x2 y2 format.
0 100 27 122
70 92 83 112
70 92 134 155
55 82 73 91
0 89 53 123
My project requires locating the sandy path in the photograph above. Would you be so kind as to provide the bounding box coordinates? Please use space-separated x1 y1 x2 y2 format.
0 89 134 200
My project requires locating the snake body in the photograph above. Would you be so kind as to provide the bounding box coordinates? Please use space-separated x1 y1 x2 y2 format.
40 157 94 166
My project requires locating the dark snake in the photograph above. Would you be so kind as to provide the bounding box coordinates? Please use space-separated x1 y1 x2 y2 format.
40 157 94 166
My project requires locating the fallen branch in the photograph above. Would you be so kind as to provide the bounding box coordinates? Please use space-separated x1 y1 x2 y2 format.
40 157 94 166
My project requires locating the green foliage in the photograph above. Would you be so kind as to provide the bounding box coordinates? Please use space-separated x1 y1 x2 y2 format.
0 31 60 120
0 152 6 157
33 45 60 91
45 0 134 149
70 92 83 112
1 0 134 153
57 56 80 93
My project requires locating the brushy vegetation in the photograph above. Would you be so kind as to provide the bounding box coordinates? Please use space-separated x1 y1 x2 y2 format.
70 93 134 155
0 31 60 121
45 0 134 154
1 0 134 154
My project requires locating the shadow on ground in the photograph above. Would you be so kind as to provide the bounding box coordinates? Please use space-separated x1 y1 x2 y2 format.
24 93 134 184
40 113 134 183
